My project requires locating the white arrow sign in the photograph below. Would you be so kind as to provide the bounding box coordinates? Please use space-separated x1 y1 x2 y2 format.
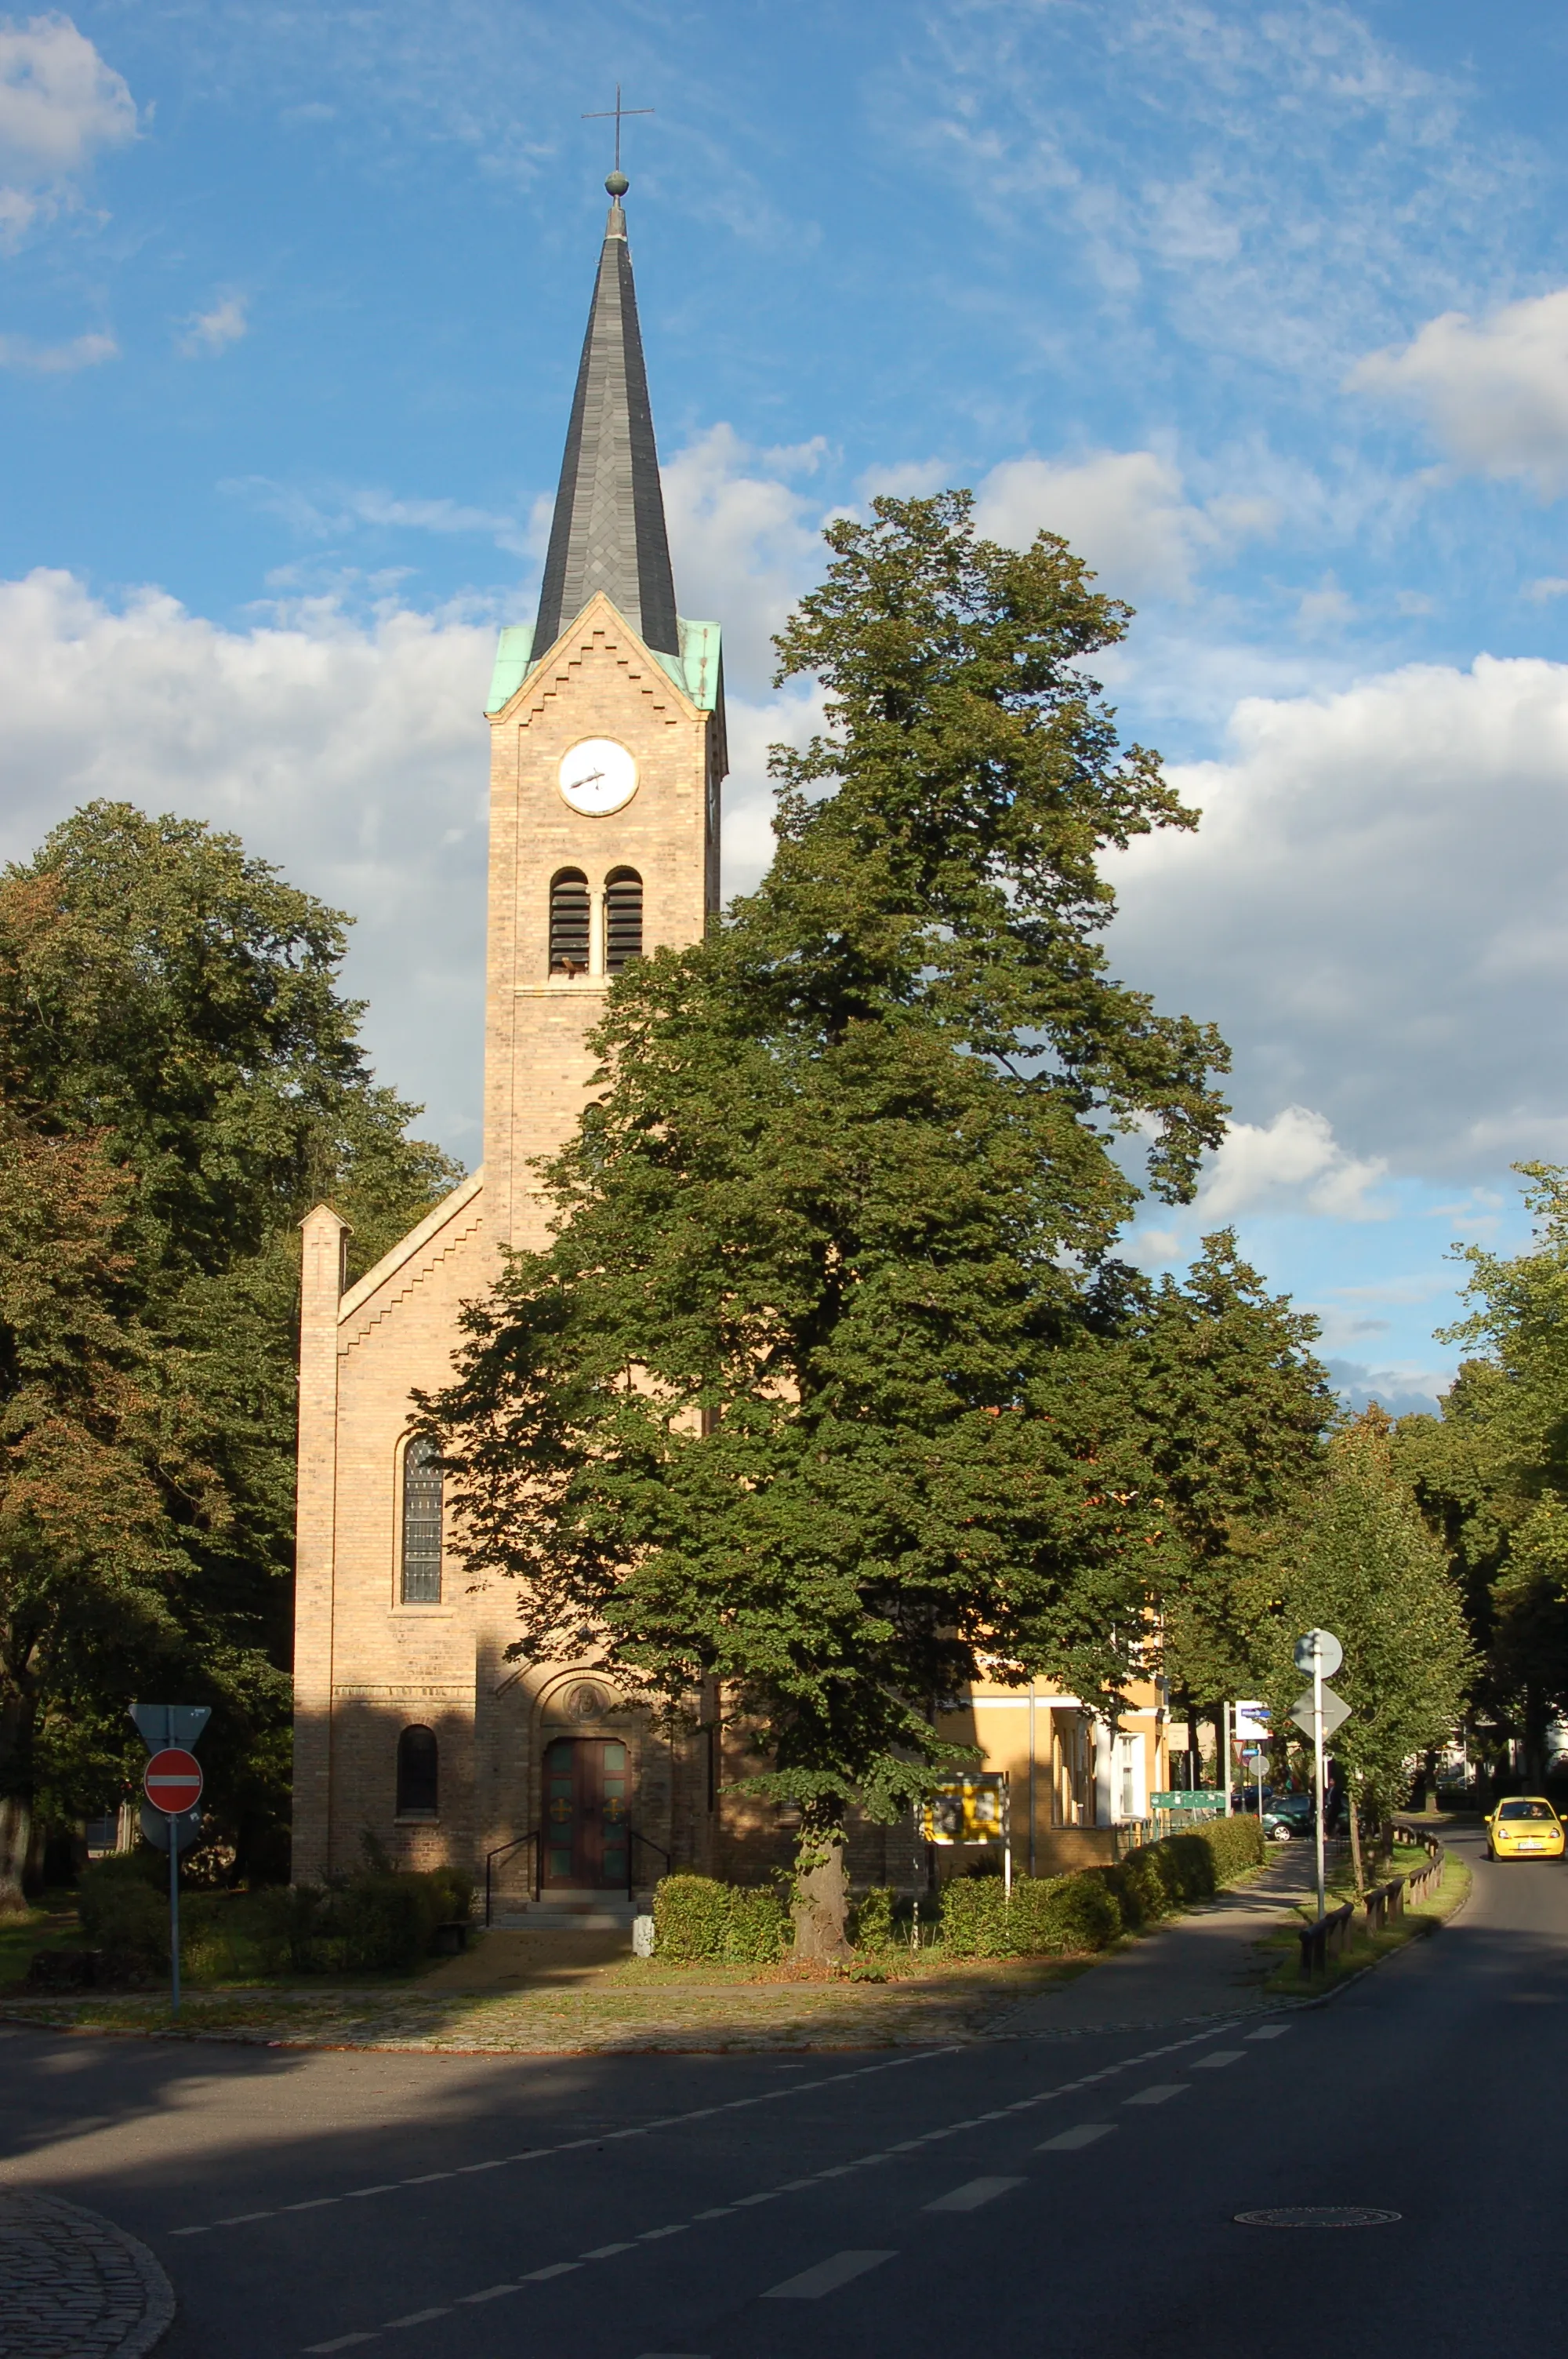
1291 1683 1351 1740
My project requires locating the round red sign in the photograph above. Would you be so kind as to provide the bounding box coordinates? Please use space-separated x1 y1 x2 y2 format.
143 1747 203 1816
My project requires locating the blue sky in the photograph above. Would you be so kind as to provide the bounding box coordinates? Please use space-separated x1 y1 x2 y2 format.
4 0 1568 1410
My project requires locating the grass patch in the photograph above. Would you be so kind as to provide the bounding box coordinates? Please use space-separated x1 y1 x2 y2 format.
0 1946 1099 2052
1261 1849 1472 1997
0 1892 86 1985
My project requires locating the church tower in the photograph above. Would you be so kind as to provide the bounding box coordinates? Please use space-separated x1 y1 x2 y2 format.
481 169 725 1252
290 170 725 1892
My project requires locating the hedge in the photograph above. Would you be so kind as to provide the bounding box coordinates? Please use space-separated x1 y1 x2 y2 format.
652 1874 790 1963
939 1817 1264 1960
74 1855 475 1980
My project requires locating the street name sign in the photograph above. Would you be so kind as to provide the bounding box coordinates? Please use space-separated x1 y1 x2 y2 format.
143 1749 203 1815
1290 1684 1350 1740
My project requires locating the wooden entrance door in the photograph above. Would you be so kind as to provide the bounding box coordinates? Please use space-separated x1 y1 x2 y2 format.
543 1738 630 1888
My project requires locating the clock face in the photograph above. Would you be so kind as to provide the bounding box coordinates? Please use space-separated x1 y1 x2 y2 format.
558 737 638 816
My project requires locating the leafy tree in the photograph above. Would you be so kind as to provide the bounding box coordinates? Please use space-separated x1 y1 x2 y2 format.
429 493 1229 1954
0 803 460 1881
1129 1231 1334 1783
1396 1165 1568 1784
1265 1410 1473 1876
0 1115 230 1910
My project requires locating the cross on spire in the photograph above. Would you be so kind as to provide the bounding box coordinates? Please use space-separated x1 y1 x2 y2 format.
582 84 653 176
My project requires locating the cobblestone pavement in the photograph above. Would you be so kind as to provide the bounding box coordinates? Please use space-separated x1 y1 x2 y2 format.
0 2190 173 2359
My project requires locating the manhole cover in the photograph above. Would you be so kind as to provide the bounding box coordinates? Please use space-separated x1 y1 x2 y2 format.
1235 2205 1401 2229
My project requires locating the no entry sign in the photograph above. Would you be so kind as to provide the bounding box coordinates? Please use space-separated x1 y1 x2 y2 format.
143 1747 203 1816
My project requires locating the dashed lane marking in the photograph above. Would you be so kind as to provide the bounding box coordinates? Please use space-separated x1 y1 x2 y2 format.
294 2018 1248 2351
763 2251 898 2300
1036 2124 1116 2151
1190 2050 1247 2069
922 2176 1025 2212
1123 2084 1189 2106
1245 2023 1291 2040
171 2045 957 2237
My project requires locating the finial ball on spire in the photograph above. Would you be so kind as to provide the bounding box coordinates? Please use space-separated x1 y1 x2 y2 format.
605 169 629 197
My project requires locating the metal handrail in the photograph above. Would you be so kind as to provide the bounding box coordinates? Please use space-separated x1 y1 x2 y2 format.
484 1830 540 1927
627 1825 670 1902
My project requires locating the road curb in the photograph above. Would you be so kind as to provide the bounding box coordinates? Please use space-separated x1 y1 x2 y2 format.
0 2188 175 2357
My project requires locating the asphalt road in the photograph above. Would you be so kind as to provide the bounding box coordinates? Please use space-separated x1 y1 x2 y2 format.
5 1820 1566 2359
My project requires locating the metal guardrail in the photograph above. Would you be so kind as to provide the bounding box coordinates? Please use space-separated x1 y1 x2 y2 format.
1298 1821 1446 1976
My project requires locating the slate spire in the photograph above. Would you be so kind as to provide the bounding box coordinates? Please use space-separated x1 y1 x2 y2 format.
532 173 680 659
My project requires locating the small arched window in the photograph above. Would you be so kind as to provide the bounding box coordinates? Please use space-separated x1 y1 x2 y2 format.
550 869 591 973
396 1725 439 1817
401 1437 443 1604
604 868 644 974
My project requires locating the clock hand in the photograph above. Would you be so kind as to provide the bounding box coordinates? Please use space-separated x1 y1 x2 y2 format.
574 769 605 789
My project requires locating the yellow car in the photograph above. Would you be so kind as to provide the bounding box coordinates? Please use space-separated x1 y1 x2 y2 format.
1485 1797 1566 1860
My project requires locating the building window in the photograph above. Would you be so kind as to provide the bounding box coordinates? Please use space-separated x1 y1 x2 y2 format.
400 1437 443 1603
396 1725 439 1817
604 868 643 973
550 868 591 973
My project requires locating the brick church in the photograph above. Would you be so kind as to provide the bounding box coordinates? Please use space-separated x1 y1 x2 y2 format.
290 172 1170 1915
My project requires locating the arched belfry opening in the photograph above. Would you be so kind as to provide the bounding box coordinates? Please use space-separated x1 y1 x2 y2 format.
550 869 591 974
604 868 644 974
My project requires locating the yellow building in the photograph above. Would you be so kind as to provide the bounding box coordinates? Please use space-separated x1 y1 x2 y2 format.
290 173 1168 1915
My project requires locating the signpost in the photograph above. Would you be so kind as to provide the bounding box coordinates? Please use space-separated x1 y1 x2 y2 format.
1234 1701 1270 1819
129 1706 209 2021
1291 1633 1345 1921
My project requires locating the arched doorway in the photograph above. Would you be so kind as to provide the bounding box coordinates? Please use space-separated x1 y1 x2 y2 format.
543 1737 630 1888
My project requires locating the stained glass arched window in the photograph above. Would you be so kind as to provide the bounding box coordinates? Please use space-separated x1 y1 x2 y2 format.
396 1725 439 1816
400 1437 443 1604
604 868 644 974
550 869 591 973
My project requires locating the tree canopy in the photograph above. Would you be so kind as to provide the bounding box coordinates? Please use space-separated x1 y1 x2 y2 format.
1396 1165 1568 1783
0 802 459 1899
429 493 1232 1950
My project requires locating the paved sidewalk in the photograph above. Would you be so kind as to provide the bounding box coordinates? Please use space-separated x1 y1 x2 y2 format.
0 2190 174 2359
996 1843 1318 2037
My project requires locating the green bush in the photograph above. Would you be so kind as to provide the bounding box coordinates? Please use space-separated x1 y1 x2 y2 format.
78 1854 166 1976
851 1886 901 1952
938 1817 1264 1960
652 1874 789 1963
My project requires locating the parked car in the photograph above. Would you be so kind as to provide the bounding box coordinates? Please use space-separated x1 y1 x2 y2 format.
1261 1791 1315 1844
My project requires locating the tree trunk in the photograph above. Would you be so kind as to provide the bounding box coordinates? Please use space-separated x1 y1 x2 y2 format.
791 1825 851 1961
0 1794 32 1918
1346 1775 1364 1896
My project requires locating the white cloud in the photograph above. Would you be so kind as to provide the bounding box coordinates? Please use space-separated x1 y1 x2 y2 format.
0 13 135 248
1349 289 1568 497
661 424 828 690
971 449 1273 598
1526 577 1568 603
0 569 495 1154
1106 652 1568 1176
223 475 521 546
0 325 114 371
177 295 249 358
0 559 822 1156
1196 1105 1389 1222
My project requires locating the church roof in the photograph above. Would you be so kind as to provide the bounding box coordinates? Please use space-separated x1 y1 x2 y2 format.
531 176 680 660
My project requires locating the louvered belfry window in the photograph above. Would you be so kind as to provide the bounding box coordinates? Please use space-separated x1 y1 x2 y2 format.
400 1438 443 1604
604 868 644 975
550 869 591 972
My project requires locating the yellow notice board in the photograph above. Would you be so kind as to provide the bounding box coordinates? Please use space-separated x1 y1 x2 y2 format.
922 1773 1007 1845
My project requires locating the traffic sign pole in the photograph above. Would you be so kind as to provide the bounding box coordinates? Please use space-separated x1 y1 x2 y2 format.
137 1729 206 2023
1313 1652 1326 1921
